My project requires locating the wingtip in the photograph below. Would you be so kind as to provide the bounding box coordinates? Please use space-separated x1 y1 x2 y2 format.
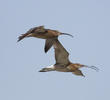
44 39 55 53
44 48 48 53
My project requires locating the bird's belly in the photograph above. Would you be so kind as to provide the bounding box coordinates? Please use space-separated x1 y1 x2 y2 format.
55 68 70 72
33 34 56 39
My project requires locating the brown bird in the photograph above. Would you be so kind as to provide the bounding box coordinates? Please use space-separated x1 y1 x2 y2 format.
39 39 99 76
18 26 73 53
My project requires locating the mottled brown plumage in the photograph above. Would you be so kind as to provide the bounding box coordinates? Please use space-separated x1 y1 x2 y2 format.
18 26 73 53
18 26 98 76
39 39 99 76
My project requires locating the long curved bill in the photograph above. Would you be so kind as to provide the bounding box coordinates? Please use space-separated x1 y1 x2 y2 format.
61 33 74 38
83 65 99 72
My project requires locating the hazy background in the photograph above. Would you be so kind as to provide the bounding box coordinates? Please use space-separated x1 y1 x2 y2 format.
0 0 110 100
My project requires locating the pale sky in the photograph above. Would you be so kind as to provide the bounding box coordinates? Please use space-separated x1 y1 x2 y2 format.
0 0 110 100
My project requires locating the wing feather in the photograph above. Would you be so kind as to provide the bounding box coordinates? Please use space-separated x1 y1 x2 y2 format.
44 39 55 53
53 39 70 67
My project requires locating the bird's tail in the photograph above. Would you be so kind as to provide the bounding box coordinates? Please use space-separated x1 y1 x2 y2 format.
39 65 55 72
17 33 30 42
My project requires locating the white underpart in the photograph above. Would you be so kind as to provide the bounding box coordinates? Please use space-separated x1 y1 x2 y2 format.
46 65 55 69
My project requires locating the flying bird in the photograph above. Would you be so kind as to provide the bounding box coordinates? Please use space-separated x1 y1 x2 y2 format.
39 39 99 76
18 26 73 53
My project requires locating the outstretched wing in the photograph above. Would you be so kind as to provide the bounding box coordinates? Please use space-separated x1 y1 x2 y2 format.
44 39 55 53
53 39 70 67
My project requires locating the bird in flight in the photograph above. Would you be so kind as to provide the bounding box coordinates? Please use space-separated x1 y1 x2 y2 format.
18 26 73 53
39 39 99 76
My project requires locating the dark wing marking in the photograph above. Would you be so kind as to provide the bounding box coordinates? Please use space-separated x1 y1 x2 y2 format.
53 39 70 67
44 39 55 53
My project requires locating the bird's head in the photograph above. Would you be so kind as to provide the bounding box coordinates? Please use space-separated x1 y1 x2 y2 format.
73 63 99 71
75 64 99 72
